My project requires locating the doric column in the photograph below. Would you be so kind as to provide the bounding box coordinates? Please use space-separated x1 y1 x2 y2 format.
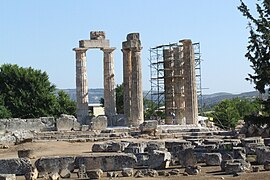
163 49 174 124
173 47 186 125
102 48 116 126
182 40 198 125
122 48 132 120
73 48 89 125
130 46 144 127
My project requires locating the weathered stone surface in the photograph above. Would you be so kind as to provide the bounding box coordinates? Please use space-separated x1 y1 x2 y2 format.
107 171 118 178
59 168 71 178
92 143 109 152
225 162 245 174
13 131 33 144
25 167 38 180
121 168 134 177
124 142 146 154
144 169 158 177
49 172 60 180
233 147 246 160
185 166 201 175
112 114 128 126
180 148 197 167
56 114 80 131
18 149 35 159
139 120 158 134
35 156 75 175
148 150 171 169
86 169 103 179
168 169 180 175
0 117 55 133
77 164 87 179
145 141 166 153
134 170 144 178
256 146 270 164
75 153 137 171
0 174 16 180
205 153 222 166
90 116 108 130
252 166 260 172
90 31 106 40
0 158 32 175
264 160 270 171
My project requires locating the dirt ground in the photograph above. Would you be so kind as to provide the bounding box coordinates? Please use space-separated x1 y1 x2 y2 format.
1 141 270 180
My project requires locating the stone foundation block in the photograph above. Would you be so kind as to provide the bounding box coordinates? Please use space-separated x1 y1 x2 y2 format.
35 156 75 176
148 150 171 169
75 153 137 171
0 158 32 175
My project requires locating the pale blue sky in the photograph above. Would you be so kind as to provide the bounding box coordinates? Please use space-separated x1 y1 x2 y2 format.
1 0 256 94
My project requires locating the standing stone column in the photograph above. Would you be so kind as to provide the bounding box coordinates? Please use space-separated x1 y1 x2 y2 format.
122 48 132 121
182 39 198 125
173 47 185 125
102 48 116 126
163 49 174 124
130 46 144 127
122 33 144 127
73 48 89 125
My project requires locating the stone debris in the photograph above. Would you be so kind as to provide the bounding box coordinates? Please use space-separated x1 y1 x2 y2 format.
121 168 134 177
205 153 222 166
0 174 16 180
86 169 103 179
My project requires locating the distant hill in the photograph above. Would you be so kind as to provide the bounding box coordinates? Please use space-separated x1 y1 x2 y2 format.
62 88 267 107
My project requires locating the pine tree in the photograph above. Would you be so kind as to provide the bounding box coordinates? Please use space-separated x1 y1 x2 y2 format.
238 0 270 115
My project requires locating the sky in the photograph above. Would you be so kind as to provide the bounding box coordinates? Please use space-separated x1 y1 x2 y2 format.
0 0 258 94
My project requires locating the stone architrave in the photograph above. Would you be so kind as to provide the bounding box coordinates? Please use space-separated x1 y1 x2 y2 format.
73 48 89 125
73 31 117 126
181 39 198 125
102 48 116 126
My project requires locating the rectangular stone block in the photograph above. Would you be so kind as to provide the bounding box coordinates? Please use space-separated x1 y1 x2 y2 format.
56 114 80 131
90 116 107 130
75 153 137 171
35 156 75 175
0 158 31 175
79 40 109 48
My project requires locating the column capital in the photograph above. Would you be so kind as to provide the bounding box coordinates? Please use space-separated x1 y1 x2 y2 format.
73 47 88 52
101 47 116 53
131 46 143 52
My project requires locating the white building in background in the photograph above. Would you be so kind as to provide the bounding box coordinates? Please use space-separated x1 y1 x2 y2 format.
88 104 104 116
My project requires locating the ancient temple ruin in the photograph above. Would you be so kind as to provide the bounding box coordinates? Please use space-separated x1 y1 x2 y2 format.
73 31 116 125
150 40 201 125
122 33 144 127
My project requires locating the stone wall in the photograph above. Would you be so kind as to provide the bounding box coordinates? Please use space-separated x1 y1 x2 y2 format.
0 117 55 134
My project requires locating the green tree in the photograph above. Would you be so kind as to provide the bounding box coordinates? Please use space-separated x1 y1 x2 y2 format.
54 90 76 117
99 84 124 114
0 95 11 119
213 98 261 129
238 0 270 115
115 84 124 114
0 64 76 118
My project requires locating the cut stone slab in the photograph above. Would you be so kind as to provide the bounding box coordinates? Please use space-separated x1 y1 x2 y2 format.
225 162 245 174
139 120 158 134
90 116 108 130
56 114 80 131
75 153 137 171
0 158 32 175
148 150 171 169
180 148 197 167
35 156 75 175
205 153 222 166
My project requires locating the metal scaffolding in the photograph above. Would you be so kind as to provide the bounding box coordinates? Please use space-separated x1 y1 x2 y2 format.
149 41 203 113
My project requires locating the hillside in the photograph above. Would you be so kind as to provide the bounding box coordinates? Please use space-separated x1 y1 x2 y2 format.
62 88 266 107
